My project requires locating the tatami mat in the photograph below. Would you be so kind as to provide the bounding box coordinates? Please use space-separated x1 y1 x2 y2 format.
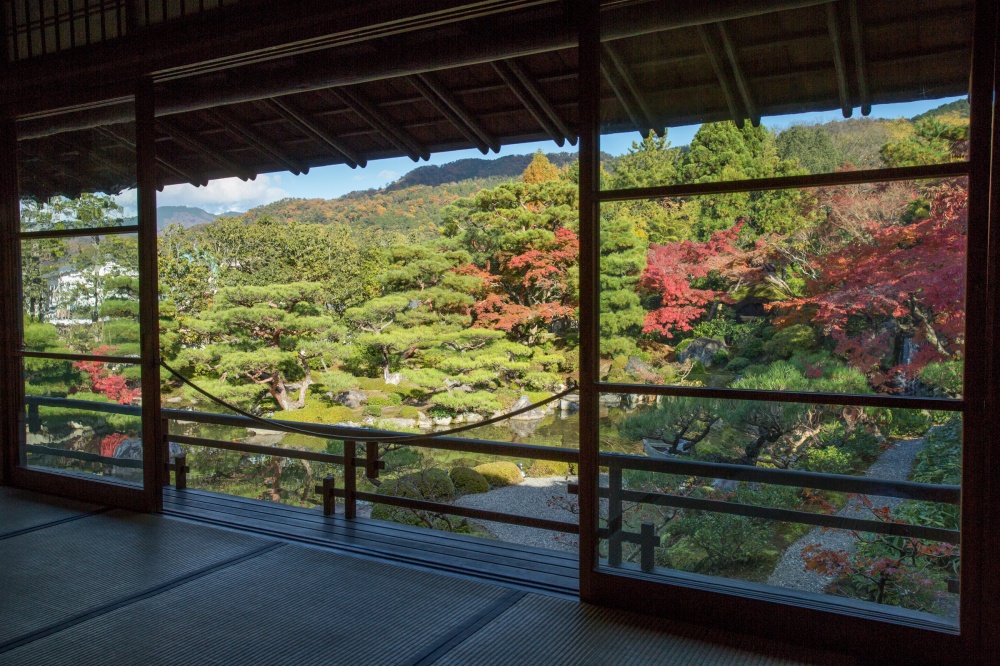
0 510 269 648
3 542 516 666
431 592 852 666
0 488 101 537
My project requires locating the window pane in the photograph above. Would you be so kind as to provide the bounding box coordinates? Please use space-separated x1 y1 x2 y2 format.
598 177 967 398
21 233 140 357
22 366 143 486
599 393 960 625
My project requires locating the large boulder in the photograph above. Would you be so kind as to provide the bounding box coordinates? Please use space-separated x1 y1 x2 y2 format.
677 337 729 367
334 390 368 408
509 394 545 421
112 439 186 484
624 356 654 376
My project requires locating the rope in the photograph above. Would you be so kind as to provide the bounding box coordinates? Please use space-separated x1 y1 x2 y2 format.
159 359 577 444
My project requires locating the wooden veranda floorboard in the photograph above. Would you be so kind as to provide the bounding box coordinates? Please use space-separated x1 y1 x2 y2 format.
162 486 580 597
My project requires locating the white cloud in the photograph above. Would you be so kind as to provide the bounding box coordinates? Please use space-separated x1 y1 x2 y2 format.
155 175 290 214
378 170 399 181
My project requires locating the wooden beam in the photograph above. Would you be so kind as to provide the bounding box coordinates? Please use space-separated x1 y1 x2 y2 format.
697 24 745 129
327 86 428 162
602 42 662 137
206 106 309 175
599 58 644 134
826 2 852 118
717 22 760 127
156 117 256 181
265 97 364 169
94 125 208 187
847 0 871 116
412 73 499 154
503 58 575 145
492 60 564 146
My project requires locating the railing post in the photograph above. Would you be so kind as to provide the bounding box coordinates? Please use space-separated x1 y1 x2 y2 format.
344 440 357 519
365 441 380 481
640 522 656 572
608 461 623 567
161 417 170 487
27 402 40 433
174 454 187 490
316 474 335 516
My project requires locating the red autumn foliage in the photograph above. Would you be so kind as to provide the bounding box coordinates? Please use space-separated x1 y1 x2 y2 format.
775 181 966 388
466 227 579 341
74 345 140 405
100 433 128 458
640 223 742 338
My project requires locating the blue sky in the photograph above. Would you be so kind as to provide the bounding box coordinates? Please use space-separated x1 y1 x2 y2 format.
152 96 964 215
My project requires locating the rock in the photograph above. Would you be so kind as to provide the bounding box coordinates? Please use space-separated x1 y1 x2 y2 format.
451 413 466 424
164 396 184 404
510 395 532 412
511 408 546 421
677 337 729 367
379 418 417 429
559 394 580 412
464 413 485 423
507 419 541 438
621 393 639 410
112 439 186 484
334 390 368 408
407 299 421 310
417 412 434 429
625 356 654 376
454 384 473 393
643 438 671 458
247 428 285 436
432 416 453 426
384 372 403 386
599 394 622 407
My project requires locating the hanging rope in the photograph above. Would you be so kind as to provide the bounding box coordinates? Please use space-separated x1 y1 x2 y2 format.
159 359 578 444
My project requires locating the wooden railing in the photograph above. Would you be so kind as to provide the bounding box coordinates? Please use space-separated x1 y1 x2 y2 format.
23 396 961 558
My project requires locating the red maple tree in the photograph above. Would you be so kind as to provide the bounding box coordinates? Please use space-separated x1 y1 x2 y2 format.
640 223 742 338
775 181 966 389
99 433 128 458
74 345 141 405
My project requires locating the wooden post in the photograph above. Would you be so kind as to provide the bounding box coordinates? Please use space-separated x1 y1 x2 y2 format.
173 454 187 490
343 440 356 519
365 441 380 480
136 76 164 512
607 462 623 567
27 403 40 434
316 475 335 516
0 106 22 482
640 522 656 573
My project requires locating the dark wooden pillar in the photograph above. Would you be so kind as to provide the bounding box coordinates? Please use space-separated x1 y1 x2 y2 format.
136 76 164 511
576 0 601 601
0 109 20 486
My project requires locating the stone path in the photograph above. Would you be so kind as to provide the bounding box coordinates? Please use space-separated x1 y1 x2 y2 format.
765 438 925 593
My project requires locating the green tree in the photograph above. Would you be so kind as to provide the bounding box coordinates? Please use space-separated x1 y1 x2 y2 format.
776 125 843 174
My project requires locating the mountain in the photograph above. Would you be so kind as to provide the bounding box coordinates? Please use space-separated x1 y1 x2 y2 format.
156 206 219 229
384 152 577 191
912 98 969 122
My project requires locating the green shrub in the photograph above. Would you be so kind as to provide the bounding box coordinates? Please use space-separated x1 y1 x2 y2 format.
918 361 963 397
474 461 523 487
912 417 961 486
430 390 502 415
271 403 355 425
368 394 401 407
802 446 854 474
525 460 572 477
724 357 751 373
674 338 692 353
398 406 421 420
449 467 490 495
838 427 883 462
364 405 383 417
874 408 932 438
611 355 629 370
711 349 730 365
379 468 456 501
383 446 419 470
741 338 765 359
357 377 390 391
317 370 358 394
763 324 816 359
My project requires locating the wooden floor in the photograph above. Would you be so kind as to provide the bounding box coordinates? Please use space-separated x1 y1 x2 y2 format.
0 487 855 665
162 486 580 597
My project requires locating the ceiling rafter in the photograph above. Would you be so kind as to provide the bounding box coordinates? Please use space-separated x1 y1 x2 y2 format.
411 73 499 154
697 24 745 129
716 22 760 127
206 106 309 175
826 1 852 118
326 87 429 162
602 42 662 137
847 0 871 116
94 126 207 188
156 117 256 181
493 59 575 147
265 97 365 169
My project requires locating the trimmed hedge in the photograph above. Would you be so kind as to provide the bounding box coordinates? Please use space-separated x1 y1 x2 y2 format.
525 460 572 477
474 461 523 487
449 467 490 495
378 468 456 501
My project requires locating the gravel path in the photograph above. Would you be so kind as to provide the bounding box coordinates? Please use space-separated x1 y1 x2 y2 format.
765 438 926 593
452 476 581 553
